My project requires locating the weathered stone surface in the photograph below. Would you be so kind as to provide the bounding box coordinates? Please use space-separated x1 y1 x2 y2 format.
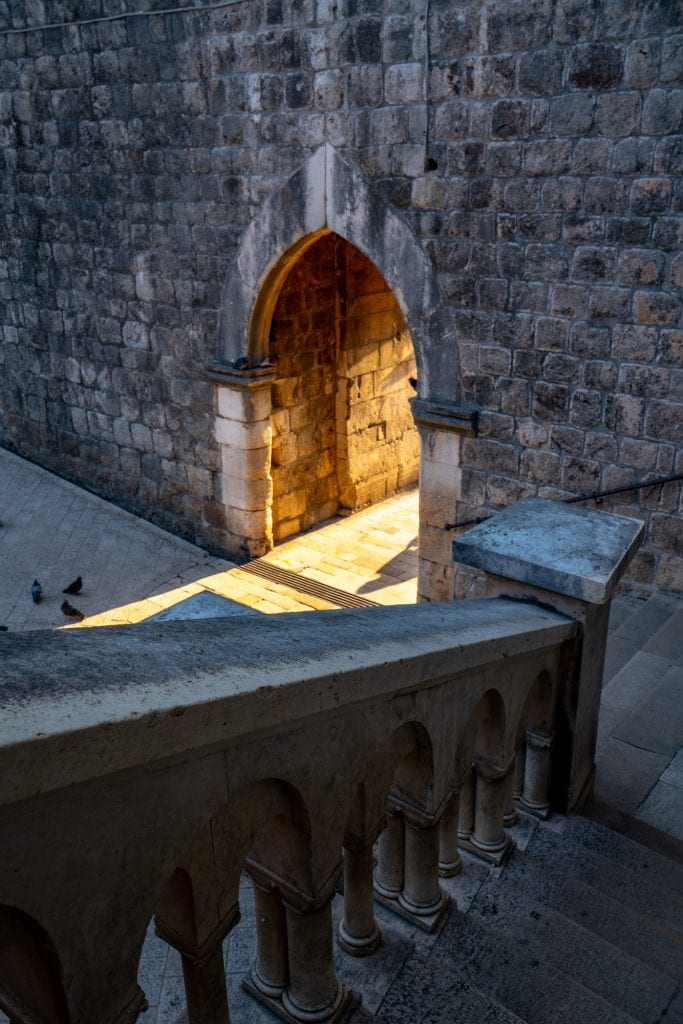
453 497 644 604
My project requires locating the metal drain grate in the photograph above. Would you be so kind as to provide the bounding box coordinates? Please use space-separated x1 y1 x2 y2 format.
239 559 380 609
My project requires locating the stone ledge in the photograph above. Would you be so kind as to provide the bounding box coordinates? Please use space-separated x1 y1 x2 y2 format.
411 398 478 436
204 359 276 389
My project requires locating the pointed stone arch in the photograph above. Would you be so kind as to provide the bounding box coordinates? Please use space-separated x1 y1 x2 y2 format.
209 146 477 599
217 143 460 404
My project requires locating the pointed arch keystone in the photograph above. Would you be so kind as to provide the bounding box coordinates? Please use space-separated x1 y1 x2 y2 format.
217 143 463 405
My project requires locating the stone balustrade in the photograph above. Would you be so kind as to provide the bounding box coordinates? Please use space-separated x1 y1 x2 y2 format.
0 500 643 1024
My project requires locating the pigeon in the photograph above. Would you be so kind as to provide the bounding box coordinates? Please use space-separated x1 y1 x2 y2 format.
31 580 42 603
61 600 84 622
63 576 83 595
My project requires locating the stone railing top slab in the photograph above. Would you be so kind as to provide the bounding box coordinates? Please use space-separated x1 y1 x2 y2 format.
452 498 645 605
0 600 575 806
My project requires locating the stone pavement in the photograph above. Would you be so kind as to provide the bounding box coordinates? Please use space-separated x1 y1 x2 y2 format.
0 447 417 634
0 447 681 1024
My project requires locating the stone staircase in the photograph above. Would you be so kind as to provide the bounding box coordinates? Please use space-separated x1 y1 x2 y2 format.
363 589 683 1024
373 814 683 1024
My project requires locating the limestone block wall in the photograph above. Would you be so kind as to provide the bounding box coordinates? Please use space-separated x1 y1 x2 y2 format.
0 0 680 590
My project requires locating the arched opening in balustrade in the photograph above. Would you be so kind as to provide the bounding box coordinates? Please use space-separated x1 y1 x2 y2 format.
0 905 70 1024
135 779 319 1022
466 688 507 768
337 721 448 944
454 688 510 862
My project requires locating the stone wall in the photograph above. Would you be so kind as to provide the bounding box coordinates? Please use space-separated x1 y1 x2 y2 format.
0 0 681 590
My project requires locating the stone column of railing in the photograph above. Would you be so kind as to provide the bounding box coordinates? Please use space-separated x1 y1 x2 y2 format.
374 800 450 933
438 789 463 878
518 729 555 818
453 758 514 867
453 497 644 813
206 360 275 559
339 823 383 957
244 861 354 1024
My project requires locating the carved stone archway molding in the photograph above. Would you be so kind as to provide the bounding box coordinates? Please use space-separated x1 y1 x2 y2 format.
207 144 477 596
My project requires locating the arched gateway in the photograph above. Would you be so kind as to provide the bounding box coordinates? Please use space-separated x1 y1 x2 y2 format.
206 145 476 599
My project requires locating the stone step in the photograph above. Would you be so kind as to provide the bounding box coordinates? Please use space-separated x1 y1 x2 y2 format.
376 945 532 1024
643 604 683 662
498 847 683 981
469 882 676 1023
609 595 646 636
562 815 683 896
659 987 683 1024
522 820 683 932
382 911 642 1024
604 592 679 682
559 879 683 982
614 592 680 647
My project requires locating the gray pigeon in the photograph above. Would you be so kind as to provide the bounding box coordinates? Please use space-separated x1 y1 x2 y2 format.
31 580 42 603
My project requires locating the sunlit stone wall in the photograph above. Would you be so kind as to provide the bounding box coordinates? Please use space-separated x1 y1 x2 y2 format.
269 233 418 542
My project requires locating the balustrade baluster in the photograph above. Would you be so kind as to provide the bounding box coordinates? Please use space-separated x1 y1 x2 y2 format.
339 840 381 956
399 815 445 918
250 880 288 997
373 811 404 899
457 769 475 843
521 729 554 818
282 897 346 1022
471 763 507 854
514 745 526 799
503 762 518 827
438 790 462 877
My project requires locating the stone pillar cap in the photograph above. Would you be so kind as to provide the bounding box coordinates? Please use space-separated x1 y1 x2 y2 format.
452 497 644 604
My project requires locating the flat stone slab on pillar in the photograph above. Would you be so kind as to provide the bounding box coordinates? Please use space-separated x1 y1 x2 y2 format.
453 498 644 605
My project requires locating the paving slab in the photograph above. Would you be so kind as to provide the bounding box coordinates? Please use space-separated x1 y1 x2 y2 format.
643 606 683 662
660 748 683 790
613 665 683 758
613 591 680 645
0 448 418 631
602 651 676 713
595 736 671 814
636 782 683 842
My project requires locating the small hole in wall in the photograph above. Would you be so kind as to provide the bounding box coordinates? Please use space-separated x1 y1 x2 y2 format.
424 156 439 172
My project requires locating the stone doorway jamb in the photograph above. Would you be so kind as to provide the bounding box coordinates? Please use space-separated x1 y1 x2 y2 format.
205 361 276 560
